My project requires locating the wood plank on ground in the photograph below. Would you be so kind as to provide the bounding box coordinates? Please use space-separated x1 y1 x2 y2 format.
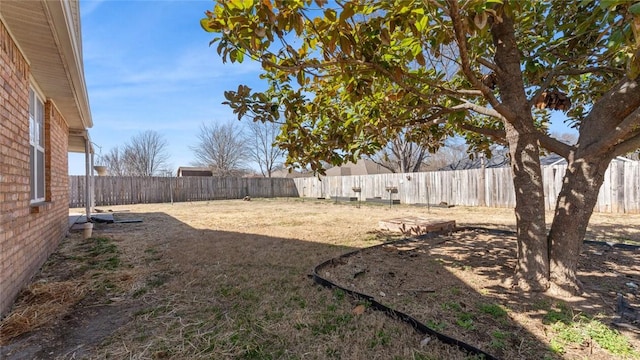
379 216 456 235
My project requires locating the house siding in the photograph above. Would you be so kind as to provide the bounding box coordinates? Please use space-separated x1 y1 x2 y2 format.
0 20 70 317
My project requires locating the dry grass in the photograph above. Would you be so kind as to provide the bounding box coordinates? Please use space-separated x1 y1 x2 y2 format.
0 281 87 343
1 198 639 360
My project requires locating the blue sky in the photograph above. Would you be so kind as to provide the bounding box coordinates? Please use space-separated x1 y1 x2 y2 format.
69 0 263 174
70 0 575 175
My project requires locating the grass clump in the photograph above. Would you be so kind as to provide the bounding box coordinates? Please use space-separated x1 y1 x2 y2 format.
544 304 640 357
490 330 508 351
88 237 118 256
85 237 121 270
478 303 508 318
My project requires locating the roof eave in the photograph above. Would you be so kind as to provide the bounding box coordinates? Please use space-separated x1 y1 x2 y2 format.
45 0 92 130
0 0 92 139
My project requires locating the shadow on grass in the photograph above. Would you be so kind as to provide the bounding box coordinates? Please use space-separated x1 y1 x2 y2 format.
7 208 636 359
121 212 558 359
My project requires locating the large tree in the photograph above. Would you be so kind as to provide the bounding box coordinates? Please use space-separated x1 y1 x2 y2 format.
102 146 126 176
101 131 170 176
246 120 286 177
369 131 432 173
191 122 250 176
122 130 171 176
202 0 640 295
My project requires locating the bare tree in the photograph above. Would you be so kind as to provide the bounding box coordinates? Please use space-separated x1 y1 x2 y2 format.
423 139 510 171
245 121 285 177
191 122 249 176
122 130 170 176
422 138 470 171
369 132 430 173
102 146 126 176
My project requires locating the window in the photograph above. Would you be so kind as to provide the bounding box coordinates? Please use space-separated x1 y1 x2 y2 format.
29 88 45 203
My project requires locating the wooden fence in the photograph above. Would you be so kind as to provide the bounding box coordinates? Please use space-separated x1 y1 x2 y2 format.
69 176 299 207
292 161 640 213
70 161 640 213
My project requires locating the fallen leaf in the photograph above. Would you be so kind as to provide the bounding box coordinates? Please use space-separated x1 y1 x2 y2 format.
352 304 366 315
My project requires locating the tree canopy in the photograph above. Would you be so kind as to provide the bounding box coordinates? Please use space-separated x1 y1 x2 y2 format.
202 0 640 294
203 0 640 171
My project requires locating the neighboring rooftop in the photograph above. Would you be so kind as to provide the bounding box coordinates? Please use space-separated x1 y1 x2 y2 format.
324 159 393 176
176 167 213 177
270 169 313 178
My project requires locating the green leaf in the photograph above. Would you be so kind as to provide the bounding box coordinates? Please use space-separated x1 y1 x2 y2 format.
599 0 624 9
416 15 429 32
242 0 254 9
200 18 215 32
629 2 640 14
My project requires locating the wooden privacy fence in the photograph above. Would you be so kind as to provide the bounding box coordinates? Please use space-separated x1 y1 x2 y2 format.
292 161 640 213
69 176 299 207
70 161 640 213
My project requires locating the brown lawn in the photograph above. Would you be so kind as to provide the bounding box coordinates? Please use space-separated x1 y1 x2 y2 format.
1 198 639 360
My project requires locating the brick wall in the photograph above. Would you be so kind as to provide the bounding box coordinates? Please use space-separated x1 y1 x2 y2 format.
0 20 71 317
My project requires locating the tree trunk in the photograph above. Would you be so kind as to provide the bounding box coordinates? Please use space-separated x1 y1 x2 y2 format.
490 13 550 291
547 154 613 296
545 77 640 296
504 123 550 291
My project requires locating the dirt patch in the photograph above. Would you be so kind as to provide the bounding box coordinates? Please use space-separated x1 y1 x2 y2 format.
0 199 639 359
0 222 150 359
319 228 640 359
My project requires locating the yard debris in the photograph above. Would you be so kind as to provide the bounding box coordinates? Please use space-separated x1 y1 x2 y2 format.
352 304 366 315
114 219 143 224
406 289 436 295
0 280 87 344
615 294 639 329
420 336 432 347
91 216 114 224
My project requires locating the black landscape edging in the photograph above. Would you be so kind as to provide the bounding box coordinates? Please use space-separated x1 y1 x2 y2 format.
312 230 498 360
312 226 639 359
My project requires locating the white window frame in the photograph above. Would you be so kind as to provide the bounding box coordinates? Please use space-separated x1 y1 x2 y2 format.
29 87 45 204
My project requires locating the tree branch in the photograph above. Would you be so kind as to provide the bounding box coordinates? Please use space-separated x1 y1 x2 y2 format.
477 58 498 72
536 131 572 158
457 123 506 141
528 68 559 108
583 106 640 156
437 86 484 96
613 132 640 157
407 111 451 126
447 0 514 121
557 66 625 77
452 101 503 119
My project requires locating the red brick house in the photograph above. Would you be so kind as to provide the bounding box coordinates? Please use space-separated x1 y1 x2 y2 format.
0 1 93 317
